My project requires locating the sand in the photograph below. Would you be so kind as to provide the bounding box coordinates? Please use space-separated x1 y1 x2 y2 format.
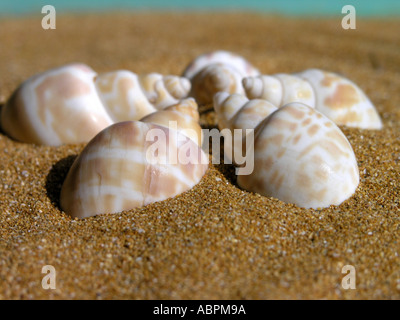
0 12 399 300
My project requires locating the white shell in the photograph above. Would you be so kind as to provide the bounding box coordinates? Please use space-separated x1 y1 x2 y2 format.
1 65 192 146
60 120 209 219
94 70 157 122
213 93 360 209
243 69 382 129
183 50 260 79
213 92 278 166
137 73 191 109
95 71 192 121
243 74 315 108
1 63 114 146
238 102 360 209
183 50 260 104
214 92 278 132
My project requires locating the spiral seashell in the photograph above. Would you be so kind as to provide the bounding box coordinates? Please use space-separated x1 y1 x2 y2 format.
0 64 193 146
0 63 114 146
95 71 192 121
214 93 360 209
182 50 260 104
140 98 203 146
213 92 278 166
60 120 209 219
243 69 382 129
214 92 277 132
94 70 157 122
136 73 191 109
183 50 260 79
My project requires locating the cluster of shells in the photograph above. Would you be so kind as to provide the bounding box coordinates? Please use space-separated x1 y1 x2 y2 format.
0 51 383 218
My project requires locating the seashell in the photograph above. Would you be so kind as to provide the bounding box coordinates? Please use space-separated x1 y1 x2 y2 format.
236 102 360 209
214 92 278 132
183 50 260 79
140 98 203 146
0 63 114 146
213 92 278 166
60 120 209 219
1 64 193 146
243 69 382 129
94 70 157 122
182 50 260 104
95 71 192 122
189 63 246 105
139 73 192 109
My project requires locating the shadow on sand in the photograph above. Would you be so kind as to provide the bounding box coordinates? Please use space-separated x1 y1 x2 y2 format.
45 155 77 210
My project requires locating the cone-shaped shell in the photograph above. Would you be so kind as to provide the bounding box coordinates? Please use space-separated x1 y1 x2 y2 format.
237 102 359 209
138 73 191 110
243 74 315 108
1 63 113 146
60 121 209 219
95 71 192 122
140 98 203 146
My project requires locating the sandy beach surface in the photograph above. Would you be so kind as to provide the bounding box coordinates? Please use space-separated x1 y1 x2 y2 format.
0 12 399 299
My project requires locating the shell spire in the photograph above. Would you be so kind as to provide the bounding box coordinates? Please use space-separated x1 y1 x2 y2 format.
140 98 203 146
95 71 192 121
243 69 382 130
1 64 193 146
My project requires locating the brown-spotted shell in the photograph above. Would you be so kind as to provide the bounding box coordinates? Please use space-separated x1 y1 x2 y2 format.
237 102 360 209
243 69 382 130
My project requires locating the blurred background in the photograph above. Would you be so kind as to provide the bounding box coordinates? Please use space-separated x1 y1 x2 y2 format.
1 0 400 17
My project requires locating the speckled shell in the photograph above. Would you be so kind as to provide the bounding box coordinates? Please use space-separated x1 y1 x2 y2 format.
296 69 382 129
243 69 382 129
237 102 360 209
0 63 114 146
60 120 209 219
140 98 203 146
95 71 191 121
182 50 260 104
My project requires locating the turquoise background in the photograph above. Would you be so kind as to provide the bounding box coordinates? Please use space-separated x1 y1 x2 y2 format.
1 0 400 16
